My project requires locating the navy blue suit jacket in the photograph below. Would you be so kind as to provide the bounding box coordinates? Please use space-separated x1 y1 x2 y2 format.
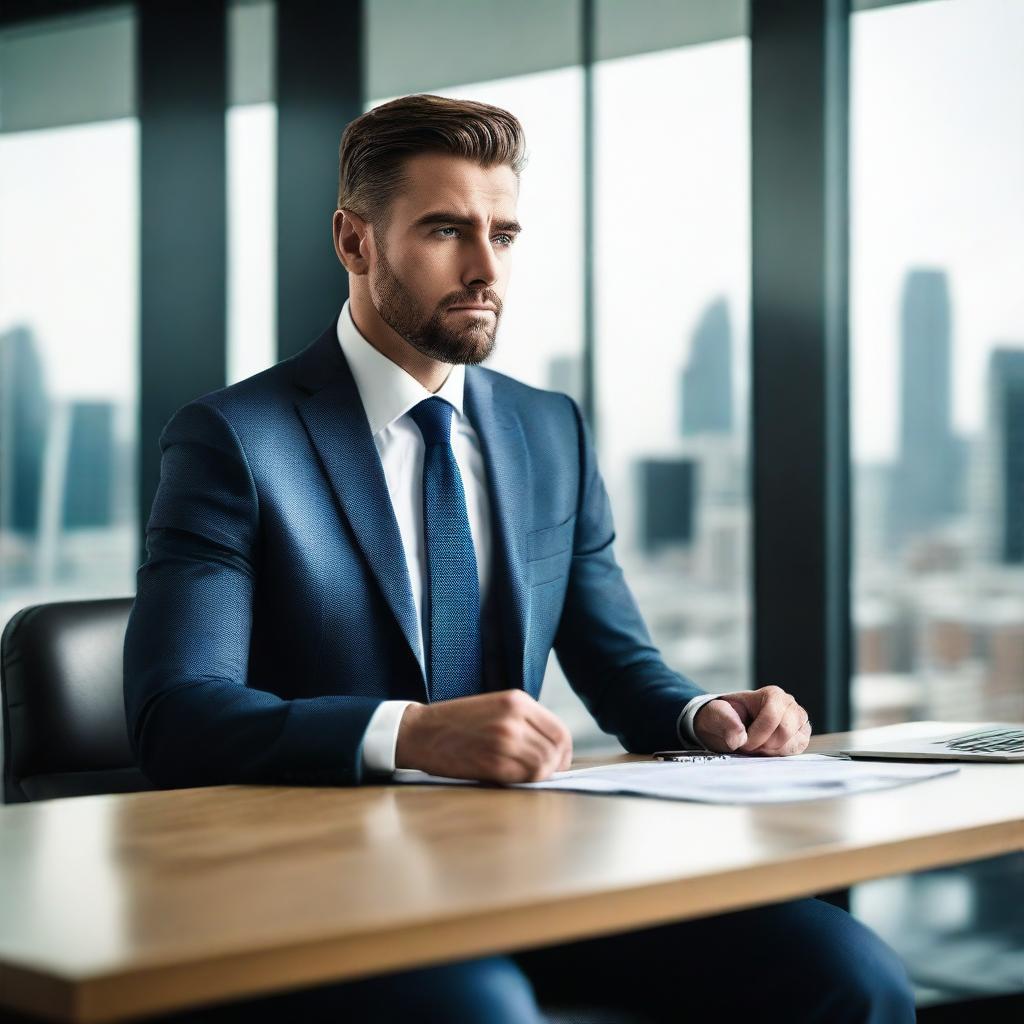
123 318 706 787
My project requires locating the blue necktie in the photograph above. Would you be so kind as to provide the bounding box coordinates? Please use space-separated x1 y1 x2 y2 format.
409 397 482 702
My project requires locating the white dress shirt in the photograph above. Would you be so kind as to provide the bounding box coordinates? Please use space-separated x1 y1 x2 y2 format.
336 299 713 775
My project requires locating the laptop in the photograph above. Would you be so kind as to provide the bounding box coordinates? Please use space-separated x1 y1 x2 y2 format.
841 723 1024 763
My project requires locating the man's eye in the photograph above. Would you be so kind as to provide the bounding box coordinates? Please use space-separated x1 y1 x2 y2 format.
435 227 515 247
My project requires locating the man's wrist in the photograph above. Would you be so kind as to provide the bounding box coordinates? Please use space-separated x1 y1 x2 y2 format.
676 693 721 748
394 701 425 770
361 700 420 775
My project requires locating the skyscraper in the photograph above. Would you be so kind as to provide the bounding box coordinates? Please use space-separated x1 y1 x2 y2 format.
635 457 696 553
546 354 582 403
987 347 1024 564
62 401 116 529
0 326 49 537
888 269 961 549
680 297 733 437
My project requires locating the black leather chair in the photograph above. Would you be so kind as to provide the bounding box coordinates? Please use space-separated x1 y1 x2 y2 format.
0 597 152 803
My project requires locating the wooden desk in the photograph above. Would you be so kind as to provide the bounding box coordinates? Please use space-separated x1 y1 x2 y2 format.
1 721 1021 1023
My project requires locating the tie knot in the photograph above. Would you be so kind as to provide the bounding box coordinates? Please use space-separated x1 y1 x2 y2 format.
409 397 454 447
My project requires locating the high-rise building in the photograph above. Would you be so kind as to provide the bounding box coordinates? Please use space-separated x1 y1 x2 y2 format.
546 354 582 403
0 326 49 537
635 457 696 553
62 401 116 529
888 269 961 550
680 297 732 437
986 347 1024 564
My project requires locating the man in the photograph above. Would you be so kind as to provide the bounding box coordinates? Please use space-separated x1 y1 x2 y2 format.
125 94 913 1022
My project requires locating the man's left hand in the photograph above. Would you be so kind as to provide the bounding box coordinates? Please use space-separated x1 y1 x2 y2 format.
692 686 811 756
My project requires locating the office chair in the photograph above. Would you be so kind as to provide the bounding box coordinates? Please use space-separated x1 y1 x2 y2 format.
0 596 151 803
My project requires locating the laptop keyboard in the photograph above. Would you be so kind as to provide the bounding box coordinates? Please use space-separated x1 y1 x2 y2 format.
942 728 1024 753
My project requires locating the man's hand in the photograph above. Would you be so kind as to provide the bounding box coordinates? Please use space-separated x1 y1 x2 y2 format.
395 689 573 783
693 686 811 756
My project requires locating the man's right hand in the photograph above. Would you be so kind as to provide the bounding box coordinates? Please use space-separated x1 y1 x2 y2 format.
395 689 573 783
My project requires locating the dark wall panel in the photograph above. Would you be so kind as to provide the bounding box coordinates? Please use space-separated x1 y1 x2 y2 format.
750 0 851 732
276 0 364 360
139 1 227 558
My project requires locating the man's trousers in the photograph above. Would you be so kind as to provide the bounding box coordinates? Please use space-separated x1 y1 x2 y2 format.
167 896 916 1023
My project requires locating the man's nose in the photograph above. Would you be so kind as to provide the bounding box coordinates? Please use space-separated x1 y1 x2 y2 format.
461 234 502 288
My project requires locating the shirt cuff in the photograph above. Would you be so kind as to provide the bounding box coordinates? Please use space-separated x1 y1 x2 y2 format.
361 700 418 775
676 693 722 748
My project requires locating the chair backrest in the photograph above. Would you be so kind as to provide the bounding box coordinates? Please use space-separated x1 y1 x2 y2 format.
1 597 152 802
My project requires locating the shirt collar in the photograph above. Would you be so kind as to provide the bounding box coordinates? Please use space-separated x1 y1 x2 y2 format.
336 297 465 437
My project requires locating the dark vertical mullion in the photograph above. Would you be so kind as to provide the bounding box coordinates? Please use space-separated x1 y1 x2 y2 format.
580 0 597 433
823 0 852 734
276 0 364 361
138 0 227 563
750 0 851 733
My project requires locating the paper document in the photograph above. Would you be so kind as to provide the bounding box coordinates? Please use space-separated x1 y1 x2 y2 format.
392 754 959 804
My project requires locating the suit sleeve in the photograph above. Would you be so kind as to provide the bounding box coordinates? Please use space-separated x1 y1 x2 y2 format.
123 399 384 789
552 397 709 753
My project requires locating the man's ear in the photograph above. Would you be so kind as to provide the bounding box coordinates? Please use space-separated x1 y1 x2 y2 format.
334 208 371 275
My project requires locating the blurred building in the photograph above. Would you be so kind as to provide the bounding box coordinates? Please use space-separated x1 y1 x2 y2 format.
545 353 582 404
62 401 116 529
680 297 733 437
634 457 696 554
0 326 49 539
985 347 1024 564
888 269 963 550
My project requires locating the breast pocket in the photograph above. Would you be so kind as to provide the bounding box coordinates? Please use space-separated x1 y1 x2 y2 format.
526 514 576 587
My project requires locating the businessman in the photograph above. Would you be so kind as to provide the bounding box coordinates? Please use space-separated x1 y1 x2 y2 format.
125 94 913 1022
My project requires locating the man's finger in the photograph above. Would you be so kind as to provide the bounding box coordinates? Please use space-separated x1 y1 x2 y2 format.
509 723 562 781
524 703 573 774
525 702 573 754
694 699 749 752
758 702 807 754
740 688 794 751
779 720 813 756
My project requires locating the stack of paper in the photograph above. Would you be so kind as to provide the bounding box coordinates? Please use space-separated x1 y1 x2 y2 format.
392 754 958 804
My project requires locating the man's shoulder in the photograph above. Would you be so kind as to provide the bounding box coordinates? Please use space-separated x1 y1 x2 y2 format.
186 351 306 426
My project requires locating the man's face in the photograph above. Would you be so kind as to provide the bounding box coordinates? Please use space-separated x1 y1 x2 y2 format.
368 152 521 365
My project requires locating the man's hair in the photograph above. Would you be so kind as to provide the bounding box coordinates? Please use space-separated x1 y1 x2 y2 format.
337 93 527 229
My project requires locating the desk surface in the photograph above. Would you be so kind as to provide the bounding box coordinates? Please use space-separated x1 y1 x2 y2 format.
1 721 1022 1023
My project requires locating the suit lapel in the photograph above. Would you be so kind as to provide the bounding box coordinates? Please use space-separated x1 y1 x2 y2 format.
464 367 530 693
292 324 425 685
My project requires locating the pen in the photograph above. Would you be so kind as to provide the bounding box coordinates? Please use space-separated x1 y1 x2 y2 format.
652 751 730 763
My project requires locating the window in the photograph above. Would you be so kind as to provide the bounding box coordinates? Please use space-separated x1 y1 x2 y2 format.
849 0 1024 1006
227 0 276 384
0 8 138 629
594 36 752 704
850 0 1024 729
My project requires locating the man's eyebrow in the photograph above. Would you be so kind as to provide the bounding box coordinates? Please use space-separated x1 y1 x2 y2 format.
411 211 523 234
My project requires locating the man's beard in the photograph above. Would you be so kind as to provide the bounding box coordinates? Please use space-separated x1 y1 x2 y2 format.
370 244 501 365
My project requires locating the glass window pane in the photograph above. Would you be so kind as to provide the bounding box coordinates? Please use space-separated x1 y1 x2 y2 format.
227 0 277 384
594 35 752 702
850 0 1024 730
850 1 1024 1009
0 10 139 631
